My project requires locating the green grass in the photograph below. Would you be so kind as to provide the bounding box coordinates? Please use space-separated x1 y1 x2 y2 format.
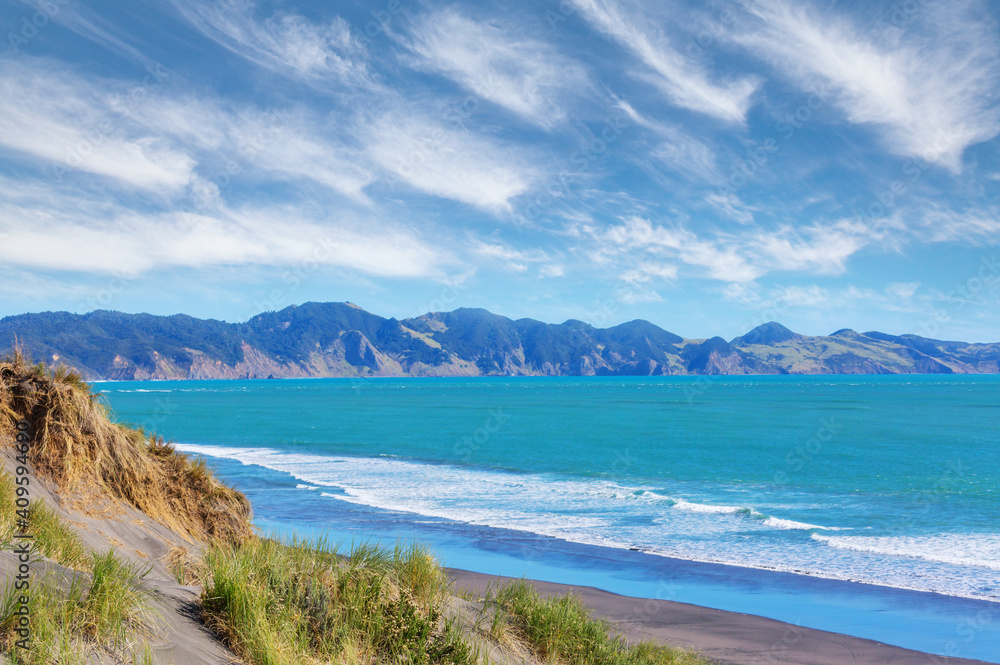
0 474 155 663
482 579 711 665
0 472 89 570
81 550 154 645
200 537 475 665
0 549 154 663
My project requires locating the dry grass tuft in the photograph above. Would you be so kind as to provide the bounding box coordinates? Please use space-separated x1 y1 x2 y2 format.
0 347 253 544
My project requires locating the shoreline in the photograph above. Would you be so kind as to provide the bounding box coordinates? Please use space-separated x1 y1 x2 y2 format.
447 568 994 665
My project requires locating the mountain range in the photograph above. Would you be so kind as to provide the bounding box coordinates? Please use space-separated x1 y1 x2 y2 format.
1 302 998 380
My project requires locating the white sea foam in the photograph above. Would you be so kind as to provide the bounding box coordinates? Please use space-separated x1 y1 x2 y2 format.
763 517 841 531
812 533 1000 570
671 502 841 531
671 499 745 514
173 443 999 601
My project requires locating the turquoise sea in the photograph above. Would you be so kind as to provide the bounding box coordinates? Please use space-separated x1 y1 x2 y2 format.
100 376 1000 661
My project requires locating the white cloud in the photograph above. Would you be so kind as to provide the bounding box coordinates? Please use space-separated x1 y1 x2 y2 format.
473 240 555 274
621 261 679 282
0 59 375 202
752 223 868 274
365 114 536 211
914 207 1000 244
30 1 156 66
0 60 195 191
734 0 1000 169
705 192 755 225
730 281 928 316
132 96 374 201
604 217 763 282
616 100 721 182
474 242 549 263
0 176 448 278
886 282 921 301
773 284 828 307
601 216 872 283
405 9 587 128
570 0 759 123
233 112 373 202
618 287 663 305
168 0 368 85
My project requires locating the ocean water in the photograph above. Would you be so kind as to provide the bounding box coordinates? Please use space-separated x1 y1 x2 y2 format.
100 376 1000 661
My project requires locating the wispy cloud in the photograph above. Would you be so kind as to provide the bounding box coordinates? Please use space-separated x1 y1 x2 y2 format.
474 241 549 263
230 111 374 203
570 0 760 123
0 59 195 191
734 0 1000 169
600 216 872 283
20 0 155 66
616 99 720 182
365 113 536 211
724 281 927 317
473 240 564 276
129 95 374 202
752 221 869 273
0 58 374 202
168 0 369 85
913 206 1000 244
0 175 447 278
705 192 755 225
604 217 763 282
404 9 587 128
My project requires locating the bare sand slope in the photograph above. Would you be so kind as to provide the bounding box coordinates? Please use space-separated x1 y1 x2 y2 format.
0 443 239 665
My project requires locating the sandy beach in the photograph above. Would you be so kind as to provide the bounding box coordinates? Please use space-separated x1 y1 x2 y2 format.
448 569 994 665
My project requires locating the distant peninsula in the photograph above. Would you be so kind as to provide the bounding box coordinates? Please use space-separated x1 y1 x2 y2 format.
1 302 998 380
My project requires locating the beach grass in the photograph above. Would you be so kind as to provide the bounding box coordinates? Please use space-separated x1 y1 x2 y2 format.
1 464 156 662
0 347 253 544
0 549 154 664
0 473 89 570
200 536 475 664
482 579 710 665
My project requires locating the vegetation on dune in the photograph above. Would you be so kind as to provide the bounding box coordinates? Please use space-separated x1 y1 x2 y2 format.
0 347 253 543
0 472 88 570
2 464 156 662
0 549 155 664
199 538 476 665
482 580 707 665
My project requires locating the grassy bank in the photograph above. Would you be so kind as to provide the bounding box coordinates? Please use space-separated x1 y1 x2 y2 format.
0 350 712 664
198 538 475 664
1 469 156 663
481 579 706 665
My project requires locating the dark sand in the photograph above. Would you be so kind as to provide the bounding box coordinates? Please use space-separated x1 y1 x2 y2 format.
448 569 994 665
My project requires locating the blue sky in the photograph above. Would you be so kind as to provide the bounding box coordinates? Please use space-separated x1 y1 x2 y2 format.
1 0 999 341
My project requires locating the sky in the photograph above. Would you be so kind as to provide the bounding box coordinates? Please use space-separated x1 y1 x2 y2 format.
1 0 999 342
